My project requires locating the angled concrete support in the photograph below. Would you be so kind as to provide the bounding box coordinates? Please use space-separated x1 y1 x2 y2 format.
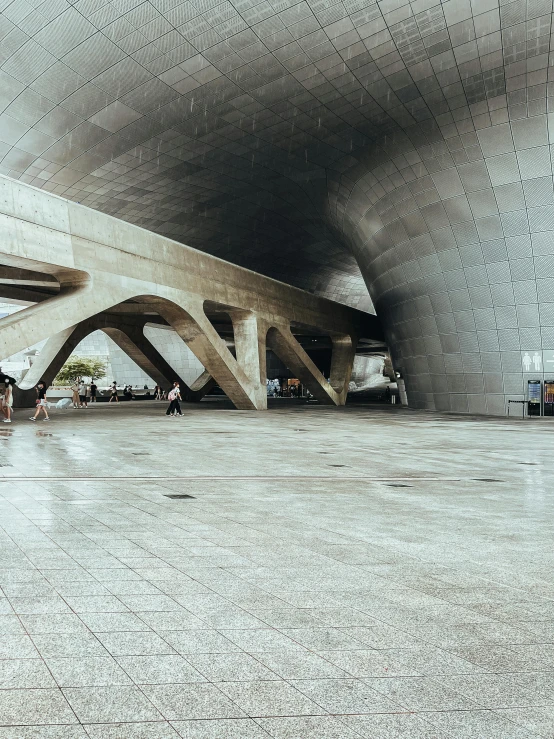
103 323 213 402
13 314 217 407
152 299 267 410
13 323 91 406
329 334 358 400
0 280 133 364
267 325 355 405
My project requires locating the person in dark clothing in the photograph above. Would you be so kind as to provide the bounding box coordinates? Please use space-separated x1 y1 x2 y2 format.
109 382 119 403
30 380 49 421
165 382 182 417
90 382 97 402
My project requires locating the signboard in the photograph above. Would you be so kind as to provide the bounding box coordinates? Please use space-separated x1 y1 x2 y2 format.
545 380 554 416
528 380 542 416
522 352 543 372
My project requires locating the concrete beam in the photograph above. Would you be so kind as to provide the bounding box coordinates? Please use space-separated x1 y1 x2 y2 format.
0 175 382 410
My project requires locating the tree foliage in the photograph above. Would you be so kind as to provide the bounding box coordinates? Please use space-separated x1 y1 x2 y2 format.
53 357 107 385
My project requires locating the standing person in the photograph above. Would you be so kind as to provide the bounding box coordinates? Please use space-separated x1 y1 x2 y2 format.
71 378 80 408
90 381 97 403
3 379 13 423
30 381 49 422
109 381 118 403
78 378 88 408
165 382 182 417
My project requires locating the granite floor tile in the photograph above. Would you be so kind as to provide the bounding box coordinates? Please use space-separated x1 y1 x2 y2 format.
0 727 87 738
96 631 176 656
254 651 347 679
317 648 420 678
0 615 25 634
258 715 364 738
170 718 272 738
497 705 554 736
438 674 540 708
0 688 78 725
0 658 57 688
0 634 39 658
61 596 128 613
423 709 538 738
8 597 72 615
83 722 180 738
279 627 367 651
185 652 278 682
46 656 133 687
161 630 242 655
78 612 148 632
338 713 452 738
292 677 401 713
141 683 246 720
62 685 162 723
19 614 89 634
116 654 206 684
32 632 109 658
218 629 304 653
217 680 324 717
364 675 481 711
135 611 207 632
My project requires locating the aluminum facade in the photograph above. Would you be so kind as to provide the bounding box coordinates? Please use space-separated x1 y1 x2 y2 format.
0 0 552 413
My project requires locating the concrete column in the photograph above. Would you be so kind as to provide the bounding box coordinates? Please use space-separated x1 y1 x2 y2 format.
230 310 268 386
329 334 357 401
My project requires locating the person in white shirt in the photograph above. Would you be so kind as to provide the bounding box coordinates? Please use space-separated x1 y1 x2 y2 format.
165 382 182 416
78 379 88 408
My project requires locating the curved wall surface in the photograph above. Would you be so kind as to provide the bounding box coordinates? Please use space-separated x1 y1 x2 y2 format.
328 110 554 413
1 0 554 412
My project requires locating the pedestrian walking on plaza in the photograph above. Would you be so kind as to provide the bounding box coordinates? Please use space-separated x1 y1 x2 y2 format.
166 382 182 416
30 381 49 422
90 381 97 402
71 379 80 408
78 378 88 408
109 381 119 403
3 379 13 423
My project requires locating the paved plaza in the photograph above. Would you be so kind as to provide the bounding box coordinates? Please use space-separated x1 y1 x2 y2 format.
0 401 551 737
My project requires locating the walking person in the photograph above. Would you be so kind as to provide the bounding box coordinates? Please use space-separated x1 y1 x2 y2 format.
78 378 88 408
109 381 119 403
90 381 97 403
71 378 80 408
165 382 182 417
30 380 50 422
2 379 13 423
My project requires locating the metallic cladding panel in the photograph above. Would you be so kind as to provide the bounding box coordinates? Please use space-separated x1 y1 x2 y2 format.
3 0 554 412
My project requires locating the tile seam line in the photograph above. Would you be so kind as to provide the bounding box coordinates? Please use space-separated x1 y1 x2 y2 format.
0 475 464 483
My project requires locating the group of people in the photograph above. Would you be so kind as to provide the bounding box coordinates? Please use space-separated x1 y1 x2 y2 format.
0 376 186 423
0 377 50 423
70 378 98 408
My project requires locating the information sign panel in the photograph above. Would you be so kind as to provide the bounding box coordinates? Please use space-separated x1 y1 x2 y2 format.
528 380 542 416
544 381 554 416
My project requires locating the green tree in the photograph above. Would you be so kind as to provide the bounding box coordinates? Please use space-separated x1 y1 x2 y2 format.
53 357 107 385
